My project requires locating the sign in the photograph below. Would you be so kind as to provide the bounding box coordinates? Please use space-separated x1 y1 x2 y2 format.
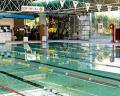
26 53 37 61
98 23 103 34
21 6 44 12
23 37 28 43
73 1 78 9
0 25 11 33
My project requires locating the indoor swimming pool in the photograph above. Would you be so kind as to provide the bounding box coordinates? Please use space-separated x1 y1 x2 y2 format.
0 42 120 96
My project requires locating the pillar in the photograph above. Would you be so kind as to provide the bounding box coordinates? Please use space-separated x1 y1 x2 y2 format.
39 14 49 54
39 14 48 42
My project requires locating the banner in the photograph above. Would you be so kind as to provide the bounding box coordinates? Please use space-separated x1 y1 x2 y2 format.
98 23 103 34
23 37 28 43
85 3 90 12
60 0 65 8
42 36 47 42
21 6 44 12
26 53 37 61
97 4 102 12
73 1 78 9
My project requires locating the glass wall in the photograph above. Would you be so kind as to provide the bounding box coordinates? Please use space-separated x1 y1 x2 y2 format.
91 11 120 40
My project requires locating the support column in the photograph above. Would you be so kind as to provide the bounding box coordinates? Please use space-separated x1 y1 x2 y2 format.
39 14 48 42
39 14 49 52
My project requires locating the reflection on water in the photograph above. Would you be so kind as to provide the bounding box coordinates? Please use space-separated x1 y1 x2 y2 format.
0 42 120 95
23 42 36 61
92 45 120 74
0 43 120 74
23 42 49 61
116 46 120 58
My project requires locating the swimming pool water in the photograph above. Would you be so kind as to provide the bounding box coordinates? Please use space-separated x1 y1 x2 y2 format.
0 42 120 96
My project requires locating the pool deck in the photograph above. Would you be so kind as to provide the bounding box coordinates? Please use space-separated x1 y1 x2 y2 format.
5 40 120 45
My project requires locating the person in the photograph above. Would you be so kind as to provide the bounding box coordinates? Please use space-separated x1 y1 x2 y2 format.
15 28 20 41
31 26 37 40
77 32 79 40
24 25 30 37
19 27 25 41
36 26 40 40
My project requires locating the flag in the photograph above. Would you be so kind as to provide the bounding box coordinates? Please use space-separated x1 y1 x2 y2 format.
73 1 78 9
85 3 90 12
107 5 112 12
97 4 102 12
60 0 65 8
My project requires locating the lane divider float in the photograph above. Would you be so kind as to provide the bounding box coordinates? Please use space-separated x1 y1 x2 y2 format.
0 84 25 96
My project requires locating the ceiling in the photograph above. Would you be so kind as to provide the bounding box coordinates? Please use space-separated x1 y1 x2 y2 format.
0 0 119 14
0 0 32 12
91 0 120 4
32 0 120 15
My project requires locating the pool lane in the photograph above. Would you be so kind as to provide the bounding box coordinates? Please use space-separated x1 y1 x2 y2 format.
0 43 120 96
13 44 120 80
0 57 120 96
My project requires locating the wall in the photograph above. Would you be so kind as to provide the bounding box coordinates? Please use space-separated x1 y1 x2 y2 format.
14 19 24 27
0 18 14 43
0 18 14 28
